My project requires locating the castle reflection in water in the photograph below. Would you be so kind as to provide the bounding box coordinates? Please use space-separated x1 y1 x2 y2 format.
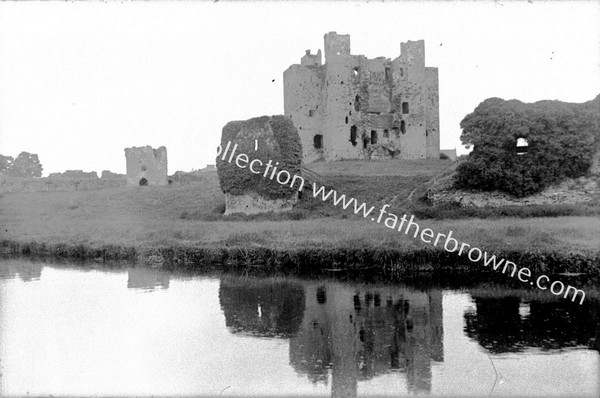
219 278 600 397
219 279 443 396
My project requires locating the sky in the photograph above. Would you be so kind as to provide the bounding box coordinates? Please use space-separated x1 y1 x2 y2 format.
0 1 599 176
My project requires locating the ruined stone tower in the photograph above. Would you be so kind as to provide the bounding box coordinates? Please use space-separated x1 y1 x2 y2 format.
284 32 440 162
124 146 168 186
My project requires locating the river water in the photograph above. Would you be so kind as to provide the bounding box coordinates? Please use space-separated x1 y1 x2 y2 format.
0 259 598 397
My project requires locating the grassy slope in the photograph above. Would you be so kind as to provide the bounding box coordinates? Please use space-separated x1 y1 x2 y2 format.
1 163 599 258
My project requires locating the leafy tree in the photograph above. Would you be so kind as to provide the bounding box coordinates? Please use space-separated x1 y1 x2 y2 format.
0 155 14 174
455 95 600 197
8 152 43 178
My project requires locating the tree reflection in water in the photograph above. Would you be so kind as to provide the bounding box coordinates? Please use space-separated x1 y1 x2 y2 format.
219 278 305 338
464 295 600 354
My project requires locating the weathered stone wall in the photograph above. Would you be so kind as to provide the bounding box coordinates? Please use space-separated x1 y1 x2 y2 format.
0 174 126 193
432 176 600 207
425 67 440 159
224 191 298 215
283 65 325 163
284 32 439 162
124 146 168 186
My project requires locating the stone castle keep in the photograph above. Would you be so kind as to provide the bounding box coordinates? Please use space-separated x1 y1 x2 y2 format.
284 32 440 162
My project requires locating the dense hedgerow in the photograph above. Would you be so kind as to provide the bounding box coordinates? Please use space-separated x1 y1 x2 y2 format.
217 115 303 200
455 95 600 197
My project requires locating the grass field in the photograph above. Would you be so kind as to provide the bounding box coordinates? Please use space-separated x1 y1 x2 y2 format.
1 166 599 260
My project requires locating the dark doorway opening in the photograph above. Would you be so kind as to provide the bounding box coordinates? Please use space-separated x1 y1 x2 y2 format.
139 178 148 186
350 125 357 146
371 130 378 145
313 134 323 149
402 102 409 114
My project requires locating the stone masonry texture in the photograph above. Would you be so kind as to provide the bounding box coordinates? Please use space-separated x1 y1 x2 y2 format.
124 146 168 186
284 32 440 163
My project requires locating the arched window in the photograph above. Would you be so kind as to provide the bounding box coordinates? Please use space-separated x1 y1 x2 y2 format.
139 178 148 186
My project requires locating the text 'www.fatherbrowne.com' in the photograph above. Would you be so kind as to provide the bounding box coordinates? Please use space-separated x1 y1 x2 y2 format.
217 140 587 305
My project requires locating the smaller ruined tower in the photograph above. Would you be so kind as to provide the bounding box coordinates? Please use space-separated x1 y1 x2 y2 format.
124 146 168 186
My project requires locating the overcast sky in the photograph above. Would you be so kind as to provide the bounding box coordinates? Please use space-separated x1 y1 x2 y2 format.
1 1 599 176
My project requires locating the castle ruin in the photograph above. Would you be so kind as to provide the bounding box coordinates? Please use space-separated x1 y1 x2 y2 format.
124 146 168 186
284 32 440 162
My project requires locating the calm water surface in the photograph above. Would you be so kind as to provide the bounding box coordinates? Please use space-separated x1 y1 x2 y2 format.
0 260 598 397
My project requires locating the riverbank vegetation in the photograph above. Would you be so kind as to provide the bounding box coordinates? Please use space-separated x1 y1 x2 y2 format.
1 158 599 277
1 172 599 274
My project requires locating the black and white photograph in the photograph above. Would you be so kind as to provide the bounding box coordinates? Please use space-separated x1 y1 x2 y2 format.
0 1 599 397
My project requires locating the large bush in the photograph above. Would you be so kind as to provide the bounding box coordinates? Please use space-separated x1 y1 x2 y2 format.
0 152 43 178
455 95 600 197
217 115 303 200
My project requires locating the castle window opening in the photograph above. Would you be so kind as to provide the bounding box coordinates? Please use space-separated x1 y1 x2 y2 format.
353 67 359 76
350 125 357 146
340 81 344 85
400 120 406 134
371 130 378 145
385 67 391 80
363 137 369 149
309 110 314 117
316 287 326 304
354 95 361 111
400 67 404 77
345 116 348 124
313 134 323 149
402 102 409 114
516 137 529 155
139 178 148 186
383 129 389 138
